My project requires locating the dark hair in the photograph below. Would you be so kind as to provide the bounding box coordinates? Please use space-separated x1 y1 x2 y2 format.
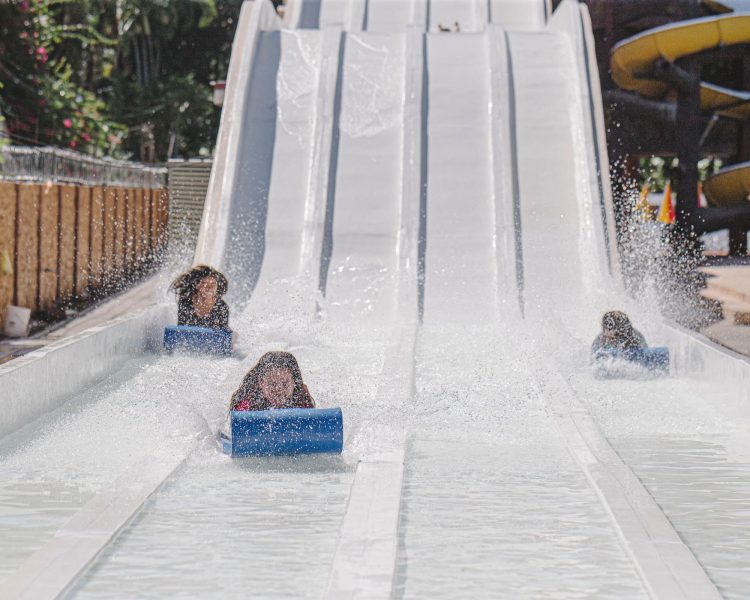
230 351 312 410
169 265 228 301
602 310 632 335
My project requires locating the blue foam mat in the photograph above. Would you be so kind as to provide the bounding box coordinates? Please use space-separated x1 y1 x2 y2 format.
163 325 233 356
594 346 670 370
225 408 343 457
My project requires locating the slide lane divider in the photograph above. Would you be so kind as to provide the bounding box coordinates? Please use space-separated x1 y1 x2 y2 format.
194 0 281 266
0 441 196 600
325 26 424 599
301 25 344 293
577 4 620 279
317 28 347 298
487 25 524 317
548 0 618 288
540 364 721 600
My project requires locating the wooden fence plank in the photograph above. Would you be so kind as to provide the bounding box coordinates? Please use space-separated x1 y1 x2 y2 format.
0 183 17 325
58 185 77 301
125 188 136 274
134 189 144 266
89 187 105 289
102 187 117 285
142 187 152 256
15 185 40 311
39 184 59 311
155 189 169 251
149 189 159 250
76 187 91 296
113 188 126 280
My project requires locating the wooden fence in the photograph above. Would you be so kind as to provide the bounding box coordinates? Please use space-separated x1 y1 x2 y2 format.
0 183 168 324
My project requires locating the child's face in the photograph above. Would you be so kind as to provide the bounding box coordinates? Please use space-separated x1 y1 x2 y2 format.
259 368 295 406
196 276 218 300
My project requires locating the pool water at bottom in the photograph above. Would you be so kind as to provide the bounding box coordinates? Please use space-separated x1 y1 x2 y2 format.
68 448 355 600
612 436 750 600
393 438 648 599
390 324 648 599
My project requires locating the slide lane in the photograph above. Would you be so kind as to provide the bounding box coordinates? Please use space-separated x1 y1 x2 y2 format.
66 28 352 599
508 9 727 597
236 26 335 324
394 28 649 598
366 0 421 32
490 0 549 30
291 0 551 33
0 16 347 599
508 28 606 331
420 33 497 326
0 348 242 596
65 27 415 600
322 31 405 330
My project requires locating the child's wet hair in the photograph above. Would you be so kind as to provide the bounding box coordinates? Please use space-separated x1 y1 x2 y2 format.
169 265 228 298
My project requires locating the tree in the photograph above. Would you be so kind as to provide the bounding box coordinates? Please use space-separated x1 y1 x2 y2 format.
0 0 243 161
0 0 124 155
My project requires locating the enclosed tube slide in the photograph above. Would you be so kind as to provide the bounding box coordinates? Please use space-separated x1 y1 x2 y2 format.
705 161 750 206
610 13 750 120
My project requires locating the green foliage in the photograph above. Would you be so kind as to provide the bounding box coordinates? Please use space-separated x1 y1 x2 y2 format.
0 0 123 155
109 72 215 159
0 0 243 161
638 156 724 192
41 67 125 153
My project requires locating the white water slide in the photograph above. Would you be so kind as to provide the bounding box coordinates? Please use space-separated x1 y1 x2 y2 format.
3 1 750 598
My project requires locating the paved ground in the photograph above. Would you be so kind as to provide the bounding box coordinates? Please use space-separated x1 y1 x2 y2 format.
700 264 750 358
0 273 168 365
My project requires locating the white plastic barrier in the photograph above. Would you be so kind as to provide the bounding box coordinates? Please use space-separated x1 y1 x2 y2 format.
0 304 170 440
666 323 750 398
194 0 282 267
548 0 620 284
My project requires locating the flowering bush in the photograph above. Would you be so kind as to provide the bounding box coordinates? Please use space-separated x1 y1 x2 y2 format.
0 0 240 161
0 0 124 156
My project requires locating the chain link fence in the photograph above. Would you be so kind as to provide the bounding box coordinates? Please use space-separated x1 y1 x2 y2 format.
0 145 167 189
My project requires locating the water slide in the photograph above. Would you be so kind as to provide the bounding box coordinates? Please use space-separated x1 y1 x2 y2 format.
3 1 750 598
611 12 750 210
705 161 750 206
610 13 750 120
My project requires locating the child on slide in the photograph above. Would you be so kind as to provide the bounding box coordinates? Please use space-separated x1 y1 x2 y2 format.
169 265 230 330
591 311 647 356
230 351 315 411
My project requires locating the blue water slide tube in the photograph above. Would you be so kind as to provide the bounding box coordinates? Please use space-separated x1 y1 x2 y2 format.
594 346 670 371
223 408 344 457
163 325 233 356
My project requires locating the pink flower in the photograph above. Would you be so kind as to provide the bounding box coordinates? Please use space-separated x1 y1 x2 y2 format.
20 0 29 11
63 118 72 129
36 46 47 63
81 132 91 142
69 140 77 149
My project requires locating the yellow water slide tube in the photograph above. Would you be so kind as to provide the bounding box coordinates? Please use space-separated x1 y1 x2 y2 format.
705 162 750 206
610 13 750 120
